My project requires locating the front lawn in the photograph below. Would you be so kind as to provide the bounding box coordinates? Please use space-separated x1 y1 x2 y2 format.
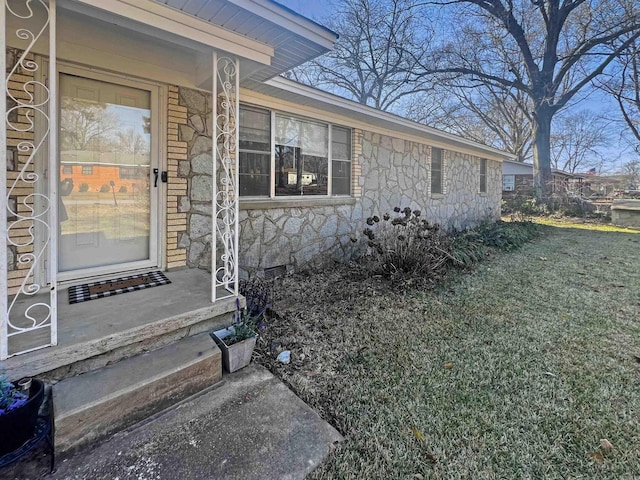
257 222 640 479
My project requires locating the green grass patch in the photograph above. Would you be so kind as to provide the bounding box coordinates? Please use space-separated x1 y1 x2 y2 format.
532 217 640 234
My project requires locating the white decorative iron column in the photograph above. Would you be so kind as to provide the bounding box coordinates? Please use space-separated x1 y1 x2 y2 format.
1 0 57 359
211 52 239 302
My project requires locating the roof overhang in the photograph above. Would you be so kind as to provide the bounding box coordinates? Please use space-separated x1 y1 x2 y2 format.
64 0 337 84
251 77 515 162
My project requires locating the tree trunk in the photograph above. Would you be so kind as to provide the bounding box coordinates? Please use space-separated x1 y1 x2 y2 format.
532 109 554 201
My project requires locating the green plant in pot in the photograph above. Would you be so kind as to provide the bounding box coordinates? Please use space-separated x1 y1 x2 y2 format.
211 298 262 373
212 280 271 373
0 374 45 456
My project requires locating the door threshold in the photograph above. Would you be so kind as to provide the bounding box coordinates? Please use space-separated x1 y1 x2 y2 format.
57 267 163 289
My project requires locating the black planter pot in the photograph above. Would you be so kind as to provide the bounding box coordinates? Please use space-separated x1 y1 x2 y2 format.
0 379 45 456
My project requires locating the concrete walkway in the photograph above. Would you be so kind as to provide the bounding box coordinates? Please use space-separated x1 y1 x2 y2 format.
4 365 342 480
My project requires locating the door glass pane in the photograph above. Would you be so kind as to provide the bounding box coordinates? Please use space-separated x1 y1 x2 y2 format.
59 74 152 272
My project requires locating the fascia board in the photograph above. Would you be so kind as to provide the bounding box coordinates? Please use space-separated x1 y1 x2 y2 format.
263 77 516 162
227 0 338 48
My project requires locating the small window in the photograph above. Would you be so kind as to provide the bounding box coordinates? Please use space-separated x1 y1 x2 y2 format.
119 166 138 179
480 158 487 193
331 126 351 195
431 148 443 195
62 164 73 174
81 165 93 175
502 174 515 191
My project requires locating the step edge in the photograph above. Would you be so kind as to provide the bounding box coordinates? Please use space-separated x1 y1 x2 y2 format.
54 348 220 421
5 298 235 379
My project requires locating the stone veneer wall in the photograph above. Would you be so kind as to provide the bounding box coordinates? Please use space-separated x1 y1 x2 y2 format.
175 87 215 270
5 48 35 295
175 87 501 277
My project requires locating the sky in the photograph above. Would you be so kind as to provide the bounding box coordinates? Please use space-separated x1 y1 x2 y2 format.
275 0 332 21
274 0 636 173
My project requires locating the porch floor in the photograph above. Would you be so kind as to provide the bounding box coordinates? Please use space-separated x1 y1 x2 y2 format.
3 269 238 380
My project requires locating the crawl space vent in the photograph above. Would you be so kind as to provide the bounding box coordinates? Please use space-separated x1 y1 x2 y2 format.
264 265 286 279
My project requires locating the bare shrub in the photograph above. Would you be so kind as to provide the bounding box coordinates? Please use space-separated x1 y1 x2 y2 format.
361 207 452 280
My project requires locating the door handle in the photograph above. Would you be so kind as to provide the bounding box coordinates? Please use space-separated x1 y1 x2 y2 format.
153 168 159 187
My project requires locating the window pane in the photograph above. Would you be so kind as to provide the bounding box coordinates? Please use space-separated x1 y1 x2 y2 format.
332 126 351 161
275 115 328 157
239 106 270 151
239 152 270 196
502 174 515 191
480 158 487 193
431 148 443 194
275 145 328 196
332 126 349 145
332 160 351 195
431 170 442 194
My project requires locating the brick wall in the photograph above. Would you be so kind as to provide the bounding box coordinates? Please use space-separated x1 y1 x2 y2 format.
165 86 188 269
6 49 35 295
352 128 363 197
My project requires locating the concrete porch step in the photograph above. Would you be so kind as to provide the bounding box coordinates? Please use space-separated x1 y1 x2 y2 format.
3 269 237 383
52 332 222 454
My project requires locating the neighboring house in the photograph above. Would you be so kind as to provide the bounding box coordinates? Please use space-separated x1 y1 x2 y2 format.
502 159 582 195
1 0 512 454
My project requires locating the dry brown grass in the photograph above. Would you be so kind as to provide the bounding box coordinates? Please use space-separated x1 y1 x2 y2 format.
255 222 640 479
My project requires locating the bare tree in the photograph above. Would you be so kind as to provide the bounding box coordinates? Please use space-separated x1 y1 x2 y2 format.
596 37 640 152
289 0 435 111
415 0 640 200
550 110 610 173
442 85 533 162
622 159 640 187
115 128 150 156
60 99 119 151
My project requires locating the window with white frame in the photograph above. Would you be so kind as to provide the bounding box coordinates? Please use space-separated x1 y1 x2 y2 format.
479 158 487 193
331 126 351 195
502 174 515 191
431 147 443 194
239 105 352 197
239 106 271 196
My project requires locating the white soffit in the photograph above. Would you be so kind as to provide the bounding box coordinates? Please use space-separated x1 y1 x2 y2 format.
66 0 273 64
255 77 516 161
62 0 337 83
153 0 337 82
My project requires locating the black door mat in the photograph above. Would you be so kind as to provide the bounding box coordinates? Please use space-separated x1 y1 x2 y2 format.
68 271 171 304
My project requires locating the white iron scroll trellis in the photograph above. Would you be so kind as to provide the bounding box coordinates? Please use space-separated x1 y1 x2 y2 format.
1 0 57 360
212 53 239 302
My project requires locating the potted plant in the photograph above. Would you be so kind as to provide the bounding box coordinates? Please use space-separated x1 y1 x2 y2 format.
211 298 264 373
212 280 271 373
0 375 45 456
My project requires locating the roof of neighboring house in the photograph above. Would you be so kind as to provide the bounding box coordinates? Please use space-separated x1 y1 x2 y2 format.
248 77 516 162
501 159 580 178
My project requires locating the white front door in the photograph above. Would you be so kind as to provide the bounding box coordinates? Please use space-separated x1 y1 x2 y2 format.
58 72 159 278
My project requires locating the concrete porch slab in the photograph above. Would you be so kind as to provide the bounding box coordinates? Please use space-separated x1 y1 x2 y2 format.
48 364 342 480
3 269 238 381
